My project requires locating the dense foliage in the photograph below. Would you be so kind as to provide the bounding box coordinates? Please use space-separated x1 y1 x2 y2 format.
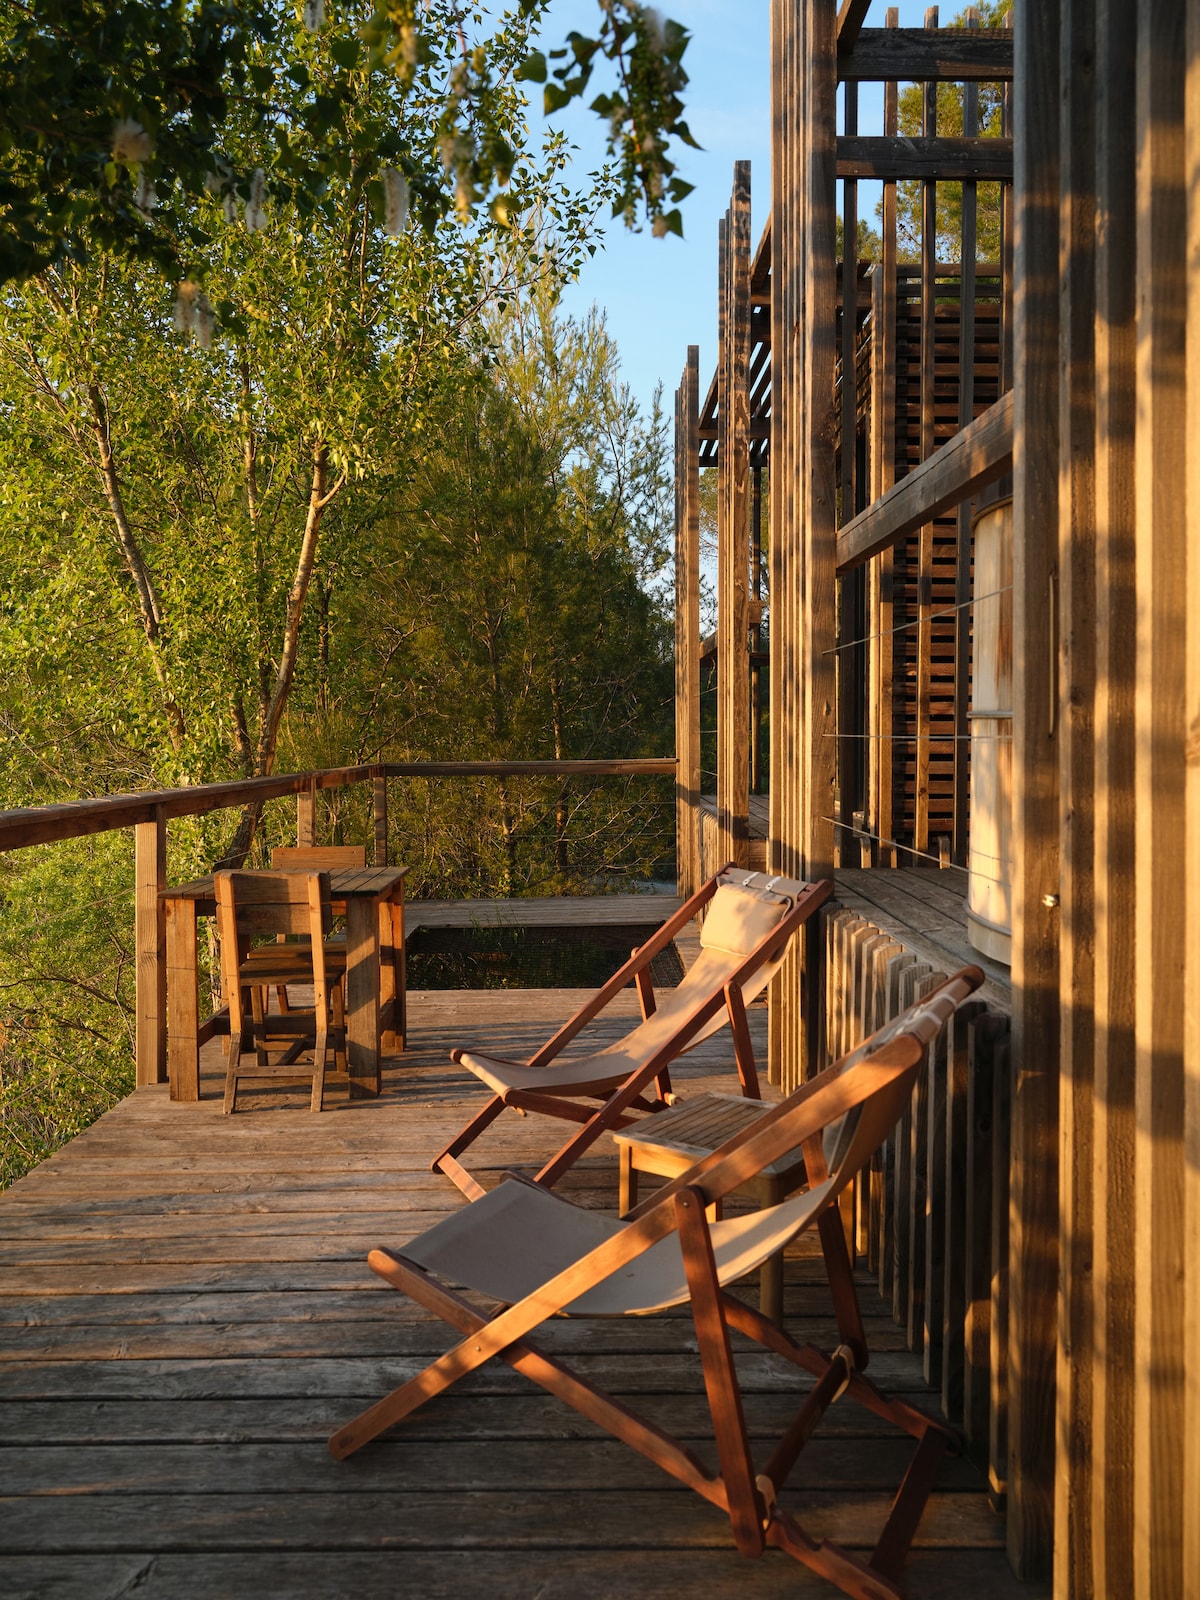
0 7 677 1186
0 0 696 287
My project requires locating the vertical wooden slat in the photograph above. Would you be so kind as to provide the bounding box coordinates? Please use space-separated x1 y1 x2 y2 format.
1055 2 1097 1594
942 997 988 1422
1132 5 1188 1593
675 346 702 900
963 1013 1005 1464
1008 0 1061 1574
990 1025 1012 1500
134 807 167 1088
836 81 864 860
922 1017 949 1387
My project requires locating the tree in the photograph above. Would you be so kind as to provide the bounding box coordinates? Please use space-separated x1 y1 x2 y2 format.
0 31 588 859
298 290 674 896
0 0 697 288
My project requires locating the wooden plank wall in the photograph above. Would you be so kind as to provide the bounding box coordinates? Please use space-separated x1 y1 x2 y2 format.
819 901 1010 1496
674 347 702 899
1014 1 1200 1592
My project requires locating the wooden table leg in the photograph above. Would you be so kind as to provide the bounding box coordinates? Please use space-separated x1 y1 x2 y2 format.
344 897 381 1097
379 885 406 1054
165 898 199 1103
619 1147 638 1217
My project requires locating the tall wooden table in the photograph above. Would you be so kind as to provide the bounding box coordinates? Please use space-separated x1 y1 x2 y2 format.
162 866 407 1102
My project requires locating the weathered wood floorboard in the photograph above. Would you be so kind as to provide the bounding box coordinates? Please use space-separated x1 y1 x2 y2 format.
0 989 1040 1599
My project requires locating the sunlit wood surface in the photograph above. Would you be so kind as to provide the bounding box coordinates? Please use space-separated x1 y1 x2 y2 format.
1 985 1044 1599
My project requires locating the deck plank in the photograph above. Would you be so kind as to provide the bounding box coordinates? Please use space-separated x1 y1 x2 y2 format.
0 987 1040 1599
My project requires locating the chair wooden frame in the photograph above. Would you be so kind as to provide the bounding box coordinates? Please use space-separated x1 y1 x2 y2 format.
432 867 834 1199
331 966 984 1600
215 869 347 1114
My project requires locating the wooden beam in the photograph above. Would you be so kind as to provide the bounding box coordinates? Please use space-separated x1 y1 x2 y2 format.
838 28 1014 82
835 0 872 54
835 391 1014 573
837 135 1013 181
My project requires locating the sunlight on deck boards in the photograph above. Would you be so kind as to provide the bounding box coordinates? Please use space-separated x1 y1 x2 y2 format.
0 990 1042 1600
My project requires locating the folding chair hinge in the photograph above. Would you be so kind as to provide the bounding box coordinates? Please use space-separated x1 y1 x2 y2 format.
831 1342 856 1403
755 1473 778 1526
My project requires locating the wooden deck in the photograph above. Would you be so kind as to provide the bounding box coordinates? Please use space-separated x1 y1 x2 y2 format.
1 985 1042 1599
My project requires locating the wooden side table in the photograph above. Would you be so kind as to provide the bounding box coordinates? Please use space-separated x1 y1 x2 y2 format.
611 1091 808 1325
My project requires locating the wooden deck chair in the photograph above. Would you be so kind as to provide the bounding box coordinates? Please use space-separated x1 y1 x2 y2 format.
215 870 347 1114
432 867 834 1199
330 965 984 1600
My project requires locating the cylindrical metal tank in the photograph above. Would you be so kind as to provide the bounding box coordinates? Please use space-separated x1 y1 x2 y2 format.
967 495 1013 965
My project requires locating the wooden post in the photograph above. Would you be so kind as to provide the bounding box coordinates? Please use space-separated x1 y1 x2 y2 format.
768 0 805 1091
1132 4 1188 1592
134 807 167 1087
1054 2 1097 1594
1184 9 1200 1595
952 8 980 868
1008 0 1061 1574
296 780 316 847
799 0 839 1076
914 6 939 861
869 7 900 868
1089 6 1138 1592
675 346 702 899
373 769 388 866
717 163 752 869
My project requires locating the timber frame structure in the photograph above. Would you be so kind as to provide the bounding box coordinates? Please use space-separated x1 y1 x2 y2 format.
674 2 1200 1594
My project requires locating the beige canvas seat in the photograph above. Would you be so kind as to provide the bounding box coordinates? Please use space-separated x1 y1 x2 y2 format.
215 869 348 1113
330 965 985 1600
432 866 833 1198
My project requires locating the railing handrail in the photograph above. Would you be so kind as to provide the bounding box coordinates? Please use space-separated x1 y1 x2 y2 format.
0 758 678 852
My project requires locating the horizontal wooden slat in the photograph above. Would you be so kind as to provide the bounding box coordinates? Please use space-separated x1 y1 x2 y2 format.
836 391 1014 573
839 29 1015 83
837 136 1013 181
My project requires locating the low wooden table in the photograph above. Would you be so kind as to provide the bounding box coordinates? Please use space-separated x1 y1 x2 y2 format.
611 1091 808 1325
162 866 407 1102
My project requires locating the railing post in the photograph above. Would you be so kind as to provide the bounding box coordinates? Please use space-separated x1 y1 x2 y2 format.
297 779 316 847
373 768 388 866
135 805 167 1087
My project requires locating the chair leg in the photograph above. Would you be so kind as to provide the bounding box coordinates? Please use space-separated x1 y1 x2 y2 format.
431 1096 505 1200
311 1020 328 1112
250 985 270 1066
675 1186 765 1557
223 1024 250 1115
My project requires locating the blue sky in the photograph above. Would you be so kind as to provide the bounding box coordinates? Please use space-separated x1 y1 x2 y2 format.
527 0 943 418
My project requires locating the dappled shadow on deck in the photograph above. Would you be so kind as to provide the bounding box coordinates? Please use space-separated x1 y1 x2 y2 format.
0 991 1041 1600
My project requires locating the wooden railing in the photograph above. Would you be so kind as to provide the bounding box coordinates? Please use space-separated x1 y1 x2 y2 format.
0 759 676 1090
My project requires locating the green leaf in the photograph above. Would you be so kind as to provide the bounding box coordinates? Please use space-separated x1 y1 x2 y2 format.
515 50 546 83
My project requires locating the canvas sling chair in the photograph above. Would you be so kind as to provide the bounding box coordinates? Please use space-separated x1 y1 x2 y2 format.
431 866 834 1200
330 964 984 1600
